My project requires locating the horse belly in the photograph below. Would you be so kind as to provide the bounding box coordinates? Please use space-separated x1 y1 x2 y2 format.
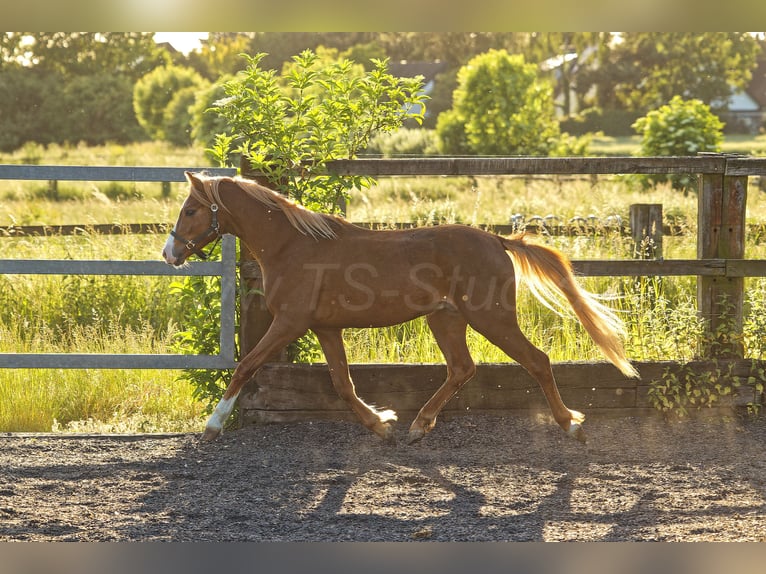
311 281 437 328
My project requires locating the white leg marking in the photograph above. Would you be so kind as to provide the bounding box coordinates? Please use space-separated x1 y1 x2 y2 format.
205 394 239 434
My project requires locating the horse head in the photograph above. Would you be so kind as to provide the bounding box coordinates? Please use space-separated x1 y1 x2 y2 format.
162 171 222 266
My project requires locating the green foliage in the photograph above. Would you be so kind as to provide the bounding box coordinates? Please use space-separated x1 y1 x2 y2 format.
609 33 760 112
190 76 233 148
168 242 236 412
133 65 208 142
162 86 201 147
649 359 764 418
648 294 765 417
54 73 146 146
0 69 143 152
210 50 426 212
633 96 724 190
436 50 576 156
366 128 439 156
6 33 166 81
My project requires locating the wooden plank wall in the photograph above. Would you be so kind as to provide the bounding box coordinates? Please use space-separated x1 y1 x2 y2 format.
240 361 760 425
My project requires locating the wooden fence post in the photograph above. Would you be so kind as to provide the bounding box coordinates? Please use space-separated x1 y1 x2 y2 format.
239 158 289 362
239 250 288 361
630 204 663 259
698 158 747 358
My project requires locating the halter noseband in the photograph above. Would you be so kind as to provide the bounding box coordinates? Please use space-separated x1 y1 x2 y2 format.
170 203 221 260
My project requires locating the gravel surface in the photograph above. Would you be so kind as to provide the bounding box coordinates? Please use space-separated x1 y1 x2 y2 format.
1 414 765 541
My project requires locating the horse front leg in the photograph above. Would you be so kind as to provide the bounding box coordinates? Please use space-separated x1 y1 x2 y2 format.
202 319 303 441
313 327 397 443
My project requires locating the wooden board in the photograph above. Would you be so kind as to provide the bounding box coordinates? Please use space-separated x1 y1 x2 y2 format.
239 360 761 425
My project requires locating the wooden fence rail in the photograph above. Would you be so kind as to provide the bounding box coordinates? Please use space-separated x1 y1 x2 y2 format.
239 154 766 423
0 154 766 392
240 154 766 360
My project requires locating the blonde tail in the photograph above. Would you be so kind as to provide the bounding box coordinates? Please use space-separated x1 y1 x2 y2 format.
501 234 639 378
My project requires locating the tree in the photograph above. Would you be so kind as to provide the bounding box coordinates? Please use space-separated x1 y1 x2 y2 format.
0 68 55 151
436 50 560 155
55 74 146 145
185 34 252 80
133 65 207 141
210 50 426 212
604 33 759 112
190 77 233 148
163 84 209 147
18 33 166 81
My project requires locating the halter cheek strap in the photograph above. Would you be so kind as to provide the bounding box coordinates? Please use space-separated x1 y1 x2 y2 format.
170 204 221 260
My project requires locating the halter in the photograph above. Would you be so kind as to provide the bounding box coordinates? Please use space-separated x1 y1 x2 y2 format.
170 203 221 260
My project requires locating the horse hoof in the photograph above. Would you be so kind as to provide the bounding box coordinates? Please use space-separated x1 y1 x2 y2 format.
568 422 587 444
371 422 396 444
407 428 425 445
200 427 221 442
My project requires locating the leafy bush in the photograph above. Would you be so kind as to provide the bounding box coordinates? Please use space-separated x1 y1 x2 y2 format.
55 74 145 146
632 95 724 190
176 49 426 407
190 76 233 149
162 86 201 147
0 68 142 151
133 65 207 142
436 50 561 156
365 128 439 156
210 50 426 212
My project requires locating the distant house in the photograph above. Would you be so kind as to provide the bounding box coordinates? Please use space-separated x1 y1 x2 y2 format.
721 56 766 134
387 60 449 120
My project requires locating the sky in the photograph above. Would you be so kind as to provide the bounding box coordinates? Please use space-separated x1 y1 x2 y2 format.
153 32 208 55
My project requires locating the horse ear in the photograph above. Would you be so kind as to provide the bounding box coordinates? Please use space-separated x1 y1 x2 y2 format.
185 171 203 191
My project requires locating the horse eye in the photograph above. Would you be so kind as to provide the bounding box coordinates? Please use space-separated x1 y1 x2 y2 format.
184 208 196 217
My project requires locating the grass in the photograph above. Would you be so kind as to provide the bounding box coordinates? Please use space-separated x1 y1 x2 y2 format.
585 134 766 156
1 138 766 431
0 225 208 433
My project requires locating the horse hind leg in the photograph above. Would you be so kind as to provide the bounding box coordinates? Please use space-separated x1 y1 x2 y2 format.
468 308 587 443
314 328 397 443
408 309 476 444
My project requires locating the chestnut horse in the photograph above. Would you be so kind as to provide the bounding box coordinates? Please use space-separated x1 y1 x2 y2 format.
163 172 638 444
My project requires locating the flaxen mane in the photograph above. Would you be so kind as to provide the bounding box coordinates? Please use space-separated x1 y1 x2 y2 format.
190 174 339 240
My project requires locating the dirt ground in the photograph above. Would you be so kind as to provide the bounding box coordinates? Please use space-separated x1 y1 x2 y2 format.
1 413 765 542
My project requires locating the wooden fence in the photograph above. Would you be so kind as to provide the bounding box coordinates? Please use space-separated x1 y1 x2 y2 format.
2 157 765 422
238 154 766 423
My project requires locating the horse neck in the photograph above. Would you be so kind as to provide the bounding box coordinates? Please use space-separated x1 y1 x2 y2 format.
221 183 305 265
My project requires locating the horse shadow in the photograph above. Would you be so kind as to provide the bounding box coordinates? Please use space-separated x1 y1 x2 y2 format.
126 414 766 542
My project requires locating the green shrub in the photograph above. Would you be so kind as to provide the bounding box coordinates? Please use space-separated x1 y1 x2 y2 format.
162 85 202 147
190 76 233 149
210 49 426 211
632 95 724 190
366 128 439 156
436 50 560 156
133 65 207 141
